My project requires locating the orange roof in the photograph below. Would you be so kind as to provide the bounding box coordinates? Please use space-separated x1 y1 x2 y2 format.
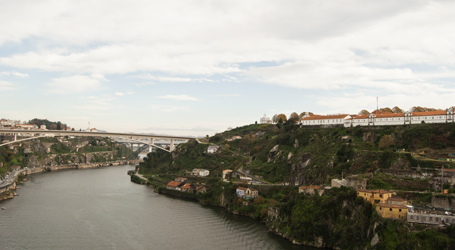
195 186 205 191
237 187 248 191
167 181 182 187
443 169 455 172
411 110 446 116
352 114 369 120
300 184 323 190
377 203 409 209
373 113 405 118
181 183 193 189
301 114 349 121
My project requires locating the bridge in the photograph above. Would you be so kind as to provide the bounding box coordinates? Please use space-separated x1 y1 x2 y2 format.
0 129 196 152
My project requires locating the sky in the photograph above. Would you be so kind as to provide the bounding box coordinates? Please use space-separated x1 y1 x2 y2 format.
1 0 455 136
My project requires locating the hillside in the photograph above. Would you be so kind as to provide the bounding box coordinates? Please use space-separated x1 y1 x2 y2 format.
137 122 455 249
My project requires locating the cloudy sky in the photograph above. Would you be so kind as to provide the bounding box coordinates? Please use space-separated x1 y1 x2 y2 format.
1 0 454 136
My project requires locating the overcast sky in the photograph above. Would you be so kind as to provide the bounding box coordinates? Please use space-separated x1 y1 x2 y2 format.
1 0 454 136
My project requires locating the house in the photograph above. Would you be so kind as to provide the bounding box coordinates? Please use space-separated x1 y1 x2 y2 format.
207 145 219 154
299 185 325 196
181 183 195 193
386 197 408 206
236 187 259 199
356 189 392 204
300 114 349 127
192 168 209 177
175 177 187 182
196 185 207 194
376 203 409 219
166 181 183 191
260 114 272 124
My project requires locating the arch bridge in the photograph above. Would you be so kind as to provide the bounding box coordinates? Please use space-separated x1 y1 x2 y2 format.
0 129 196 153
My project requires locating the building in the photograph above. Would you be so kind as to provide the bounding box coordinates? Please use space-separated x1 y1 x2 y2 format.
300 114 349 127
376 203 409 219
408 213 455 225
260 114 272 124
299 185 325 196
356 189 392 204
175 177 187 182
236 187 259 199
181 183 194 193
300 108 455 128
166 181 183 191
192 168 209 177
207 145 219 154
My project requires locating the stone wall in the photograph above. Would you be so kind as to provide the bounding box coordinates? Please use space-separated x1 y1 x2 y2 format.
431 195 455 210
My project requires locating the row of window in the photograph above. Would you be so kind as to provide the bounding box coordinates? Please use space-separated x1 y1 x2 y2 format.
410 215 455 224
379 207 403 212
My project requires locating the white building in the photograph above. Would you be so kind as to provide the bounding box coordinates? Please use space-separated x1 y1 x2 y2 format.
300 108 455 128
192 168 209 177
207 145 219 154
260 114 272 124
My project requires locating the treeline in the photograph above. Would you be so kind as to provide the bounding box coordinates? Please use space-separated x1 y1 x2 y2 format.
28 118 72 130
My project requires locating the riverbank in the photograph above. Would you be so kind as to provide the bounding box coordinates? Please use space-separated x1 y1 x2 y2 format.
0 159 141 202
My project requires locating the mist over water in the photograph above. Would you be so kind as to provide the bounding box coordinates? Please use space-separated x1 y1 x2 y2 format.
0 165 311 250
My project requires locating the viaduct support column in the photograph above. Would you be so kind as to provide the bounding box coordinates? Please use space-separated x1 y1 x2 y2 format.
149 138 154 153
170 139 174 152
14 134 17 141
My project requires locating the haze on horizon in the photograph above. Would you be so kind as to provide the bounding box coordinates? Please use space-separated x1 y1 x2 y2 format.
0 0 454 136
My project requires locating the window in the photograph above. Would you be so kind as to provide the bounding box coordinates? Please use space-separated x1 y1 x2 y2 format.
411 215 414 220
380 207 382 210
436 217 439 222
416 216 419 220
399 209 402 212
423 217 426 222
429 217 432 222
389 208 392 211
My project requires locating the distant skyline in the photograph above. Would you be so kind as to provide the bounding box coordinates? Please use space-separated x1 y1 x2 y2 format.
1 0 454 136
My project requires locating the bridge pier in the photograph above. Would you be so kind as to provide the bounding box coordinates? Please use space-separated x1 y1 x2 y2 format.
170 139 174 152
14 134 17 141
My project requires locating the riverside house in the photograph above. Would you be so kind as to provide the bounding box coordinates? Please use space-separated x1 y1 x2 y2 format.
192 168 209 177
166 181 183 191
236 187 259 199
195 185 207 194
175 177 187 182
181 183 195 193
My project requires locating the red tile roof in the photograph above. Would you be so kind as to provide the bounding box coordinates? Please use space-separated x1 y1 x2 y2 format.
387 197 406 202
167 181 182 187
181 183 193 189
411 110 446 116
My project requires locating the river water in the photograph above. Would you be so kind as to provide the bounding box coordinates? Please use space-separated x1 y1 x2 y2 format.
0 165 312 250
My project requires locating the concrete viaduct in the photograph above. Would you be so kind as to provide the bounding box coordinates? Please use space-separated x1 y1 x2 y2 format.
0 129 196 153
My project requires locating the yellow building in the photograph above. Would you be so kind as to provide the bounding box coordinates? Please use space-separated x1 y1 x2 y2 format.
376 203 409 219
356 189 392 204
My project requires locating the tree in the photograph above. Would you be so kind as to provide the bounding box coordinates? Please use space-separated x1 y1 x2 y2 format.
289 112 300 123
379 107 393 113
254 196 265 205
272 114 278 124
392 106 404 113
379 135 394 149
225 144 230 150
276 114 287 124
358 109 370 115
49 124 57 130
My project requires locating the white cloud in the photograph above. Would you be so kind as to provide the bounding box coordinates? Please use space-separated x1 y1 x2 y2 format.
0 80 16 90
1 71 29 78
158 95 198 101
45 74 107 94
115 92 124 96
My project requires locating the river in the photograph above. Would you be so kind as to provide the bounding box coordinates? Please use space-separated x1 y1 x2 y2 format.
0 165 313 250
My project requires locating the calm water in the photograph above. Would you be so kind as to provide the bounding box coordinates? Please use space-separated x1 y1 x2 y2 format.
0 165 311 250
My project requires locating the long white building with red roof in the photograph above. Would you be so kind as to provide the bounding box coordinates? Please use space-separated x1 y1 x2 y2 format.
300 108 454 128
